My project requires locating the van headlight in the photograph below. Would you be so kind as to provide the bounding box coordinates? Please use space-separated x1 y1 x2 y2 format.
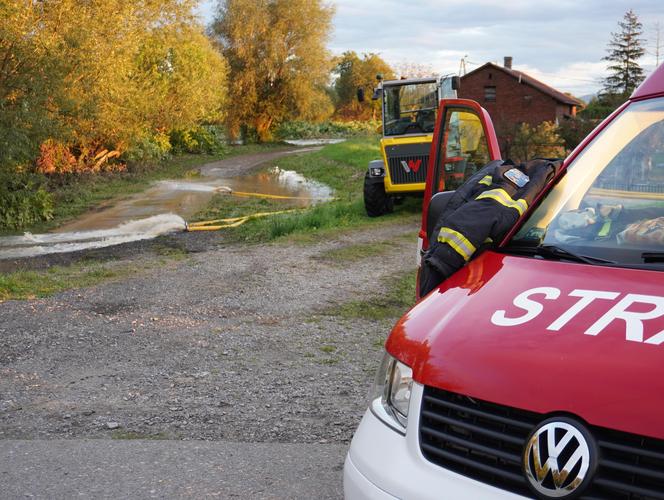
370 352 413 432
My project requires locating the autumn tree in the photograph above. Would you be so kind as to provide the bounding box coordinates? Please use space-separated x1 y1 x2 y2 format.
133 26 228 138
0 0 228 173
0 1 70 168
603 9 646 96
212 0 334 141
333 51 395 120
54 0 227 156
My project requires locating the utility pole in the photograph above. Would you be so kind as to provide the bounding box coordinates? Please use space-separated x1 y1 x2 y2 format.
654 22 662 66
459 55 468 76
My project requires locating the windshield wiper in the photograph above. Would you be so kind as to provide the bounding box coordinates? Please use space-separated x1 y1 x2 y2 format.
505 244 616 265
539 245 616 264
642 252 664 263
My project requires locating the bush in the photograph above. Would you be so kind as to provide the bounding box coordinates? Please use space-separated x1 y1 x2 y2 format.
0 170 54 230
558 117 599 152
275 120 379 140
170 125 228 155
35 139 125 175
123 133 173 163
510 122 565 163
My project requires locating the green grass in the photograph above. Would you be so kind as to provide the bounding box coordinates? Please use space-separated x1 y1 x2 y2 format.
195 137 423 243
323 268 417 322
316 232 415 264
0 259 157 301
195 192 284 222
318 241 389 263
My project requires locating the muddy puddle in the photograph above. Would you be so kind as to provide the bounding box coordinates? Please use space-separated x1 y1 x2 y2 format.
56 167 332 233
0 162 334 260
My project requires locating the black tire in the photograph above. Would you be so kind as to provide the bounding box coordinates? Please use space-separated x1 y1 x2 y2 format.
364 174 394 217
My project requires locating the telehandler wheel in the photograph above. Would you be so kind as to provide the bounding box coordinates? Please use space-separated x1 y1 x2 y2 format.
364 174 394 217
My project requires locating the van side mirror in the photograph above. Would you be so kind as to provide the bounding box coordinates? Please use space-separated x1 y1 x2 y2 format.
451 76 460 91
357 88 365 103
371 87 382 101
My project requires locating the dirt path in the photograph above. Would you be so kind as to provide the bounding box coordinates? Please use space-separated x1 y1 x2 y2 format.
0 217 420 446
0 146 323 271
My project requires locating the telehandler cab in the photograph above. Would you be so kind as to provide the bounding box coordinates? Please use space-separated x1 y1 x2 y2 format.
360 74 460 217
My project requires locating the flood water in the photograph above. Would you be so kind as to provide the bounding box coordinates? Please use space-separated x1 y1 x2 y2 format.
0 152 335 260
55 167 333 233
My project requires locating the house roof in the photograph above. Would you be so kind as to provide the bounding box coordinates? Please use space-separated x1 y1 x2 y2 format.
462 62 584 107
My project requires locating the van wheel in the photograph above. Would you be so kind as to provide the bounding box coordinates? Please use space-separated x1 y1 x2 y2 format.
364 175 394 217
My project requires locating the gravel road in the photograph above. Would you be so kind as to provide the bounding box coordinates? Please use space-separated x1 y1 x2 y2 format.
0 201 421 497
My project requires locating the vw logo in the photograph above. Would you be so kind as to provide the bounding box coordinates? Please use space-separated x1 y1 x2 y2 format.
523 418 596 498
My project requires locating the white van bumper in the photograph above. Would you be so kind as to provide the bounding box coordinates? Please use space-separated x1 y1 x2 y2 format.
343 383 528 500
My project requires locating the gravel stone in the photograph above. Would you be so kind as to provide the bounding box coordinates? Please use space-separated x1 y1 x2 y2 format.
0 202 419 446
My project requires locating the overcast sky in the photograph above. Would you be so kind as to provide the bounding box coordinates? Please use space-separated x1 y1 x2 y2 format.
198 0 664 97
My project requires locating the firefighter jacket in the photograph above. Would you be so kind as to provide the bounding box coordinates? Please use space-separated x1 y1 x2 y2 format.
420 158 563 297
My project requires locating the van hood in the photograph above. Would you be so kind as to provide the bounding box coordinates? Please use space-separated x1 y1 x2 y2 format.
387 251 664 439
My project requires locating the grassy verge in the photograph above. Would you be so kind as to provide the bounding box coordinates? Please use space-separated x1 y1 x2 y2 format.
324 268 417 323
0 248 186 301
194 137 423 242
315 232 415 264
3 143 288 236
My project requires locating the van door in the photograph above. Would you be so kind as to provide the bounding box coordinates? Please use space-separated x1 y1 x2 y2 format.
420 99 501 251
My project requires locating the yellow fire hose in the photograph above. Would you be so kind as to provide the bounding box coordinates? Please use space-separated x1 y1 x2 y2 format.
185 187 336 231
186 209 300 231
230 190 336 201
212 185 335 202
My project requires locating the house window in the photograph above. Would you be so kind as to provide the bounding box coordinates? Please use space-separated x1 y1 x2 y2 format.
484 86 496 102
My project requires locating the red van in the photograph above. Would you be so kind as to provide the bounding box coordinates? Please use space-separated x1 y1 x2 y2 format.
344 64 664 499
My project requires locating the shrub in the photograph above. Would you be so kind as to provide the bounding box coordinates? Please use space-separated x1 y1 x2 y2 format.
510 122 566 163
36 139 125 175
275 120 379 140
170 125 228 155
0 170 54 230
123 133 173 163
558 117 599 152
35 139 77 175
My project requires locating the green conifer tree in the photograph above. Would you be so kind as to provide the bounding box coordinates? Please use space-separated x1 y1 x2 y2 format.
603 9 646 96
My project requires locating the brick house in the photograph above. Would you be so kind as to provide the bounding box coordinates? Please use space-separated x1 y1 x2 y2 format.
458 57 583 156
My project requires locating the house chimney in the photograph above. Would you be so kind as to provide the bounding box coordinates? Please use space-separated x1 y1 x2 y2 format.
504 56 513 69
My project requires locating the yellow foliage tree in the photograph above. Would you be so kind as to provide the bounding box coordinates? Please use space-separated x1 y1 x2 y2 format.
0 1 70 167
333 51 395 120
1 0 228 173
213 0 334 141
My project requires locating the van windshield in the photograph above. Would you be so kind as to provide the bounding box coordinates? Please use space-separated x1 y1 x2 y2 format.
509 97 664 267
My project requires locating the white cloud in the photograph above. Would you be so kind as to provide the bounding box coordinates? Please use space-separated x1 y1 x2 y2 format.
199 0 664 95
516 61 608 97
329 0 664 94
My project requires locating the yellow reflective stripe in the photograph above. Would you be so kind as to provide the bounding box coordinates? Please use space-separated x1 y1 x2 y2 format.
598 220 612 237
438 227 476 261
475 188 528 216
478 175 492 186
